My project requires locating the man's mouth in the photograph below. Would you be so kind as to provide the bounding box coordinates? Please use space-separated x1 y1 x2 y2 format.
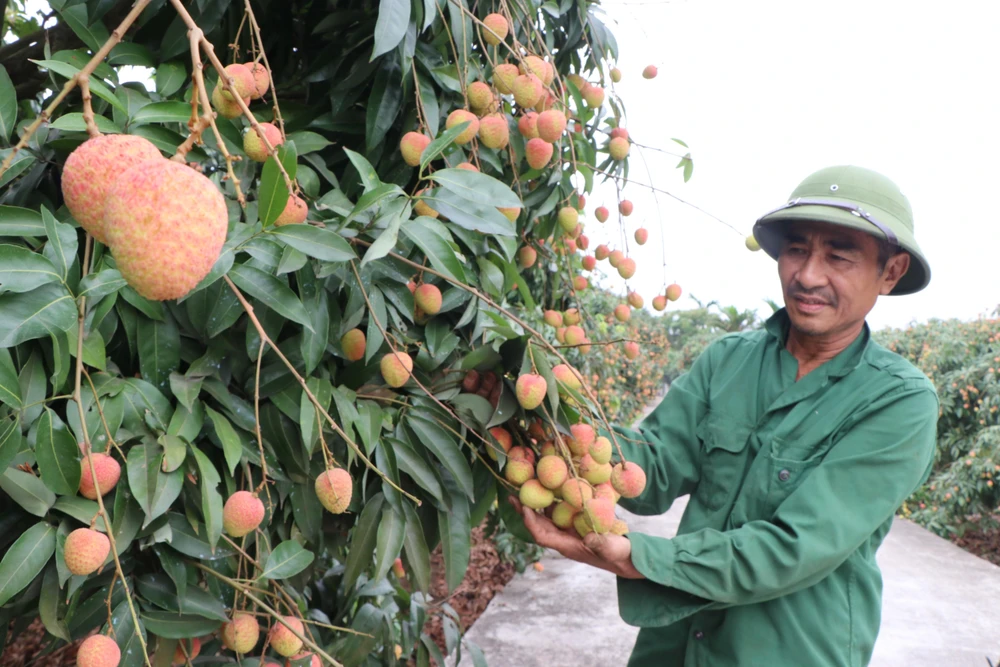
793 295 830 312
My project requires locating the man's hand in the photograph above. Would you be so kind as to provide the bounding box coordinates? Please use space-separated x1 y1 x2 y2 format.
511 497 644 580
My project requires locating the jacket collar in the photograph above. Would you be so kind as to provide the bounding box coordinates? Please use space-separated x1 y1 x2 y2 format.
765 307 870 378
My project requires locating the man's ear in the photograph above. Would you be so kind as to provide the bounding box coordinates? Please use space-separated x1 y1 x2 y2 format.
879 252 911 295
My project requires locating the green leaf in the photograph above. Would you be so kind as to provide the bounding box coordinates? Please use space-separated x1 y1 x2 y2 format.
51 496 103 530
77 269 126 300
168 373 202 413
164 513 236 560
407 417 475 501
228 264 314 330
0 66 17 143
107 43 155 67
110 597 147 667
155 61 187 97
30 59 125 112
401 217 466 283
401 501 431 592
427 169 522 208
56 4 109 52
48 113 122 134
204 406 242 477
374 505 406 581
676 152 693 182
0 283 77 347
372 0 411 59
0 412 21 472
438 493 470 593
365 60 403 152
190 445 223 551
35 408 81 496
130 101 193 125
0 467 56 516
285 131 332 155
140 612 212 639
0 206 44 237
343 148 380 190
260 540 315 580
158 434 187 473
137 315 180 395
342 493 384 592
40 207 77 283
0 522 55 606
258 144 298 227
343 182 405 225
361 199 407 266
422 189 516 236
419 124 469 171
269 224 356 262
389 438 443 502
0 349 21 409
39 564 70 642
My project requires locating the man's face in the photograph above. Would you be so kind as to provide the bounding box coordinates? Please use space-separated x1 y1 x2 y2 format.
777 220 910 338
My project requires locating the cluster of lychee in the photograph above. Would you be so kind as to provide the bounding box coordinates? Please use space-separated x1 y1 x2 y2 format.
60 452 121 579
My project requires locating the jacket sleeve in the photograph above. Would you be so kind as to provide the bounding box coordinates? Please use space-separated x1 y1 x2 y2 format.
608 338 719 516
625 381 938 606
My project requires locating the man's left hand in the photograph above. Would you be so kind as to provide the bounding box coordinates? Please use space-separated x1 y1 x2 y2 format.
511 496 644 580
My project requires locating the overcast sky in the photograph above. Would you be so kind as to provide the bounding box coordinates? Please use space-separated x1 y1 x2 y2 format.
584 0 1000 331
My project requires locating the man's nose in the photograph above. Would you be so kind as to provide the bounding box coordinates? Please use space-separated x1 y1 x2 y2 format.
795 251 827 290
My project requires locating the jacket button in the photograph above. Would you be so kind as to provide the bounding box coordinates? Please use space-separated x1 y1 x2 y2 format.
694 630 705 639
778 469 791 481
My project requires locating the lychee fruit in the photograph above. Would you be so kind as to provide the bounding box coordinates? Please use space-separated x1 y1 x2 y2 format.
582 255 596 271
551 501 578 529
594 206 609 223
538 441 556 457
560 478 594 509
512 73 544 108
536 110 567 143
509 446 536 465
613 304 630 322
652 295 667 311
399 132 431 167
79 452 120 500
269 616 304 657
590 436 611 465
595 244 610 260
172 637 201 665
552 364 583 392
516 373 547 410
414 284 442 315
543 310 563 327
341 329 366 361
493 63 518 95
217 63 256 101
618 258 637 279
746 234 761 251
505 458 535 485
564 325 586 346
222 612 260 653
627 291 643 308
77 634 120 667
520 479 554 509
468 81 495 115
583 497 615 533
555 327 566 343
619 200 633 216
536 455 568 489
287 653 321 667
446 109 480 144
642 64 658 79
275 195 308 226
634 228 648 245
594 481 618 503
608 137 630 160
392 558 405 578
245 62 270 99
573 512 593 538
518 112 539 139
624 341 640 360
488 426 513 460
557 206 579 233
525 138 553 170
520 56 553 85
611 519 629 535
482 13 509 45
611 461 647 498
568 423 595 456
64 528 110 576
457 161 479 172
223 490 265 538
578 234 589 250
608 250 624 268
381 352 414 387
210 85 246 118
462 370 481 393
518 245 537 268
478 114 509 149
610 67 622 82
61 134 163 244
580 454 612 485
315 468 353 514
413 191 439 218
582 84 605 107
563 308 581 325
666 283 682 301
104 160 227 301
610 127 630 141
244 122 283 162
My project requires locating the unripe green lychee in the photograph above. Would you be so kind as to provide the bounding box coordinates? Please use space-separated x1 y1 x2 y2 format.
77 634 120 667
582 255 596 271
613 304 630 323
519 479 554 509
552 364 583 392
499 206 521 222
217 63 256 101
518 112 539 139
642 64 658 79
505 458 535 485
341 328 366 361
610 67 622 83
482 13 509 45
583 497 616 533
64 528 110 576
515 373 547 410
223 490 265 538
595 245 610 260
551 501 578 529
746 234 761 251
652 295 667 311
269 616 304 657
104 161 227 301
608 250 624 268
244 62 270 99
594 481 619 503
275 195 308 226
210 85 245 118
563 308 581 325
414 284 442 315
611 461 647 498
580 454 612 485
61 135 162 244
611 519 629 535
557 206 579 233
525 138 553 170
634 227 648 245
564 325 586 347
222 612 260 653
536 110 567 143
560 478 593 509
581 84 605 107
315 468 353 514
628 291 643 308
493 63 519 95
590 436 612 465
619 200 633 216
478 114 509 149
446 109 480 144
573 512 593 538
399 132 431 167
543 310 563 327
512 73 544 107
468 81 496 115
608 137 630 160
380 352 413 387
244 122 283 162
488 426 513 460
79 452 120 500
666 283 683 301
618 258 637 279
172 637 201 665
287 653 321 667
518 245 537 267
536 455 568 489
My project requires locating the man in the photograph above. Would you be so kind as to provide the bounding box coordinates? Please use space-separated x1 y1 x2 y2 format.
518 166 938 666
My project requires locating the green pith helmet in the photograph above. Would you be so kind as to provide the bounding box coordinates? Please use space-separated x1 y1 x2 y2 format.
752 165 930 295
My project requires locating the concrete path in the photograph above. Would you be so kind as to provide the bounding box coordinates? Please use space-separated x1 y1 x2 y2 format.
455 496 1000 666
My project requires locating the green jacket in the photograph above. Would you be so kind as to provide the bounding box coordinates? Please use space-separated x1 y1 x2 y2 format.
613 309 938 667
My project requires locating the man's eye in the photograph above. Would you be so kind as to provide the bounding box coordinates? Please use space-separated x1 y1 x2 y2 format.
831 255 847 262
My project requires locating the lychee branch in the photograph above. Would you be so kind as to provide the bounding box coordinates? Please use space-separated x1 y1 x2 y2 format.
241 0 287 136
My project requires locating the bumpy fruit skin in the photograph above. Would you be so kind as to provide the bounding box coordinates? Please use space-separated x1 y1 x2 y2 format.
666 283 683 301
619 200 634 216
608 250 624 268
543 310 563 327
222 612 260 653
582 84 605 107
610 127 629 141
172 637 201 665
79 453 121 500
341 328 366 361
269 616 305 657
478 114 510 149
536 455 568 489
399 132 431 167
245 62 270 99
77 634 120 667
505 458 535 485
275 195 308 226
634 228 649 245
517 112 539 140
643 64 659 79
414 284 442 315
611 461 647 498
608 136 630 160
594 206 609 223
61 135 162 244
105 160 227 301
519 56 550 83
413 191 439 218
561 479 593 509
594 481 618 503
244 122 283 162
380 352 414 387
512 74 544 107
552 364 583 392
468 81 495 115
487 426 513 460
583 497 616 533
515 373 547 410
287 653 322 667
624 341 641 360
520 479 555 509
564 325 586 347
211 85 246 118
517 245 536 267
446 109 480 144
652 295 667 311
618 258 637 279
580 454 612 485
482 13 509 45
315 468 353 514
218 63 256 101
223 491 265 537
64 528 110 576
590 436 612 465
457 161 479 172
509 446 535 465
536 110 567 142
493 63 519 95
570 423 596 454
525 138 553 170
551 501 578 529
613 304 631 322
611 519 629 535
746 234 761 251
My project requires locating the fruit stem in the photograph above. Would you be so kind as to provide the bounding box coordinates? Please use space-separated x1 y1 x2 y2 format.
251 336 272 497
241 0 287 137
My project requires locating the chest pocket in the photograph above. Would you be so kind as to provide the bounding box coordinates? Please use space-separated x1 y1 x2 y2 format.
695 413 752 511
765 438 825 514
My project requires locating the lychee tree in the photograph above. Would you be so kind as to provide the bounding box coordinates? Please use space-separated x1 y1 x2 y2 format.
0 0 689 663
